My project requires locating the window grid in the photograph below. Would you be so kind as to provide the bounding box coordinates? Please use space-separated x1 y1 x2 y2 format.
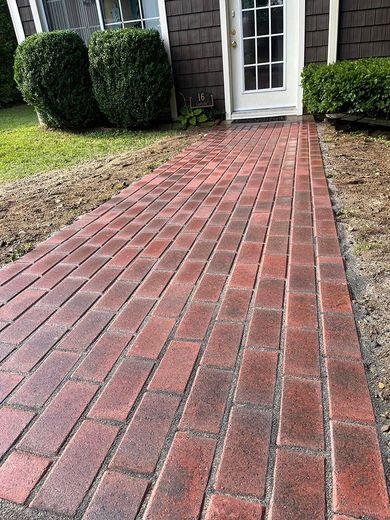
241 0 285 92
102 0 160 30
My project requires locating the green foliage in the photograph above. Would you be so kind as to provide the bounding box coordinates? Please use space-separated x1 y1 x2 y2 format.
301 58 390 118
14 30 100 129
89 28 173 128
0 0 20 106
178 105 208 128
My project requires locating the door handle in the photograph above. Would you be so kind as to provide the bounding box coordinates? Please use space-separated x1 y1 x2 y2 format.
231 40 237 48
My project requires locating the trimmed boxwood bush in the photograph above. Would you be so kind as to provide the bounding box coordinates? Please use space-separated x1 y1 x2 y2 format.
14 30 100 129
301 58 390 119
0 0 20 106
89 28 173 128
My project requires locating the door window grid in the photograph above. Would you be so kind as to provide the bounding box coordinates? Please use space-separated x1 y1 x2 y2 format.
241 0 285 92
102 0 160 31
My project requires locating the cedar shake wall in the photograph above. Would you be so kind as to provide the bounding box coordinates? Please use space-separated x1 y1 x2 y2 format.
165 0 225 111
338 0 390 59
17 0 36 37
305 0 330 64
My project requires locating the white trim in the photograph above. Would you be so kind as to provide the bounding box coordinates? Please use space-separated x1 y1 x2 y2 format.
29 0 43 32
220 0 305 121
158 0 178 120
95 0 105 31
327 0 339 64
7 0 25 43
219 0 232 119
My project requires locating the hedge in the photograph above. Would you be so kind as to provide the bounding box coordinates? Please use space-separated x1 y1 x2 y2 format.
89 28 173 128
301 58 390 119
0 0 20 106
14 31 100 129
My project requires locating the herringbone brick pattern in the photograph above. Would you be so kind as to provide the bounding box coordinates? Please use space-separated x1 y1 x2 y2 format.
0 122 387 519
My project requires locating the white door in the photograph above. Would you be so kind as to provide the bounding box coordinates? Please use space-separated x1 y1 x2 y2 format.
228 0 303 118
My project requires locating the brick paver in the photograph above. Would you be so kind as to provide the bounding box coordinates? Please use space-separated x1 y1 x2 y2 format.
0 122 388 519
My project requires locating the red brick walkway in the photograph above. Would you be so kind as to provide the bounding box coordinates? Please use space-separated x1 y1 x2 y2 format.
0 122 388 519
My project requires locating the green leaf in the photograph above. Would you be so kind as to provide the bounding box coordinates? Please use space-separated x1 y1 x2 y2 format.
193 108 203 116
197 113 208 123
189 116 197 126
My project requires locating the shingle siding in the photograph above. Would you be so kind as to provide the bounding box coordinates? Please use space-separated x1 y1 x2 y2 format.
165 0 225 111
338 0 390 59
305 0 330 64
16 0 36 37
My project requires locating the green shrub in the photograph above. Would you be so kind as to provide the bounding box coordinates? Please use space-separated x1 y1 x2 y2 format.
0 0 20 106
301 58 390 118
14 31 100 129
89 28 173 128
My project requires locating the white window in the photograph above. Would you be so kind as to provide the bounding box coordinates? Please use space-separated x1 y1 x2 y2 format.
101 0 161 32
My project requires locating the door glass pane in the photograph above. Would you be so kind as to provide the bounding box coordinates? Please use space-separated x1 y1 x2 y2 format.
43 0 100 43
272 63 283 87
124 20 142 28
121 0 141 22
271 35 283 61
258 65 270 89
256 0 268 6
257 37 269 63
141 0 159 19
244 39 256 64
245 67 256 90
144 18 160 30
242 0 254 7
102 0 122 24
256 9 269 36
271 6 283 33
242 11 255 37
270 0 283 4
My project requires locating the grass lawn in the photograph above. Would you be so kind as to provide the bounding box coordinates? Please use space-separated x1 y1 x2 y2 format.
0 104 176 184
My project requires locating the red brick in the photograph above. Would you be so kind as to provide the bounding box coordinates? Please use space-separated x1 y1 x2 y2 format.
260 255 287 279
40 277 85 307
245 223 267 243
180 367 232 434
10 351 78 408
154 283 192 318
218 289 251 321
95 281 137 312
201 225 223 241
288 264 315 293
246 308 282 349
229 263 258 289
26 253 66 276
19 381 97 455
89 358 153 421
98 238 127 257
142 239 171 257
0 451 50 504
278 377 324 449
317 236 340 257
290 243 314 265
148 341 200 393
110 392 180 473
0 262 29 286
120 257 156 282
172 233 197 250
293 211 312 227
269 449 325 520
265 236 289 255
326 358 374 423
174 260 205 285
58 311 112 353
322 313 361 359
0 273 38 303
65 245 98 265
129 316 175 359
156 249 186 270
84 471 149 520
0 288 45 322
218 232 241 252
144 432 216 520
237 242 263 264
32 264 75 290
207 250 235 274
82 267 120 293
31 421 119 516
331 421 390 519
318 261 346 281
235 349 278 406
136 270 174 298
0 372 23 403
205 495 265 520
215 406 271 498
184 217 206 233
286 292 317 329
319 282 352 314
283 328 320 377
0 319 41 345
49 292 99 327
202 321 243 369
74 332 130 382
194 274 225 302
188 240 215 261
175 302 214 340
0 407 34 457
111 298 155 333
255 279 285 308
107 246 140 268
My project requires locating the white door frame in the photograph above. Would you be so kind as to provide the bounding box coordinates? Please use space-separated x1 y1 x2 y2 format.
219 0 305 120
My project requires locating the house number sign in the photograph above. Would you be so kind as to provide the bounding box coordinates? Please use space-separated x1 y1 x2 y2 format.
190 92 214 109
